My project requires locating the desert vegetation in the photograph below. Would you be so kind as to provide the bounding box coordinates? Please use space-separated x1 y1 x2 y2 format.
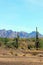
0 37 43 50
0 28 43 65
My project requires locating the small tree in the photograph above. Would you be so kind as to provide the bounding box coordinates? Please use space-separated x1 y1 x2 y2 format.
35 27 39 50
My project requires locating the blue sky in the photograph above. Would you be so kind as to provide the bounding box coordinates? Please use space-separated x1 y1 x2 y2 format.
0 0 43 34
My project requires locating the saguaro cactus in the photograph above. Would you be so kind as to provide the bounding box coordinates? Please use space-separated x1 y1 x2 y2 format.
35 27 39 50
15 32 19 48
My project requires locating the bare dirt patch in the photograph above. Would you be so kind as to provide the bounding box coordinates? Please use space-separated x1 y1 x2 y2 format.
0 57 43 65
0 62 43 65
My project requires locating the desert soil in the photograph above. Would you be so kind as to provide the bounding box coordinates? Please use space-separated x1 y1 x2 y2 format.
0 57 43 65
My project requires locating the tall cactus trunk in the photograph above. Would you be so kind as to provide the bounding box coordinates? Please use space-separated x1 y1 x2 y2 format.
35 27 39 50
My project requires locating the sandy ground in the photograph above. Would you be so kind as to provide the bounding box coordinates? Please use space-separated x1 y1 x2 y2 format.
0 49 43 65
0 57 43 65
0 62 43 65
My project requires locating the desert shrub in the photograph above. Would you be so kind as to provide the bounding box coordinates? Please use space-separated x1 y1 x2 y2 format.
39 40 43 49
10 51 13 55
0 38 4 42
23 54 25 56
12 41 16 48
21 47 24 49
31 38 35 42
32 52 37 56
0 41 2 47
28 44 35 49
26 38 30 41
5 42 12 48
4 38 9 45
28 45 32 49
15 53 18 56
0 41 4 47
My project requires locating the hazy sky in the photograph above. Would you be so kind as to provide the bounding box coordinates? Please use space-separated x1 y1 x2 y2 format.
0 0 43 34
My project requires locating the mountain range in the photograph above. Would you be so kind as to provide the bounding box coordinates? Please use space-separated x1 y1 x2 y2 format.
0 29 43 38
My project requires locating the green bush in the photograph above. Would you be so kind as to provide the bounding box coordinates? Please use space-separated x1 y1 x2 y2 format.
39 40 43 49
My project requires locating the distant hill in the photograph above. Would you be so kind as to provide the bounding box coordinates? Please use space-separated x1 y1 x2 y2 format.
0 29 43 38
28 31 43 38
